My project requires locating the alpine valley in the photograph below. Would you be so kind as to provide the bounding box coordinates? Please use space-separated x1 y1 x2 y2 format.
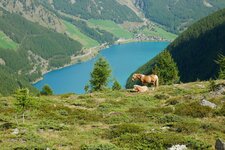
0 0 225 95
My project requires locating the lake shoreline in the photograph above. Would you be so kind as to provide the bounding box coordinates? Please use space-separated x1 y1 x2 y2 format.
32 38 170 84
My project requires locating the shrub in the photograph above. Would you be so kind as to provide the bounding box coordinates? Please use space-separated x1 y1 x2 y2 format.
81 143 118 150
113 132 185 149
208 79 217 91
175 102 213 118
186 138 211 149
108 123 144 139
154 93 170 100
40 85 53 95
170 121 201 133
112 80 122 91
14 88 33 123
157 114 182 124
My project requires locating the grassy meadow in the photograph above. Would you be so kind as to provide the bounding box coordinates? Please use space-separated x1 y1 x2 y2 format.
63 21 99 48
0 31 18 49
0 81 225 149
87 19 134 39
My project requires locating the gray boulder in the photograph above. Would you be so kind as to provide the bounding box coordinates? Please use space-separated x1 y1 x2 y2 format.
200 99 217 108
215 139 225 150
168 145 187 150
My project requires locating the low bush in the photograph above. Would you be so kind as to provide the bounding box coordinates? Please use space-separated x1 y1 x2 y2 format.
113 132 185 150
175 102 213 118
108 123 144 139
157 114 182 124
81 143 118 150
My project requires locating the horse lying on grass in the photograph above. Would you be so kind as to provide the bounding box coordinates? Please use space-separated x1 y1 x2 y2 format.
133 85 148 92
132 73 159 87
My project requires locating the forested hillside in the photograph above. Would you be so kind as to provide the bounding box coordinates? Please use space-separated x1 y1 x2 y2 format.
0 8 82 95
50 0 141 23
0 0 179 95
126 8 225 88
135 0 225 33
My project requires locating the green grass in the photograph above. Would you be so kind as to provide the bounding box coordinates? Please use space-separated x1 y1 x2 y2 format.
0 31 18 49
0 80 225 149
63 21 99 48
87 19 134 39
141 26 177 41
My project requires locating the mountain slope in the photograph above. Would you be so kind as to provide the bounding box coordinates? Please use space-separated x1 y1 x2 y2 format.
0 8 82 95
50 0 142 23
135 0 225 33
126 8 225 88
0 80 225 149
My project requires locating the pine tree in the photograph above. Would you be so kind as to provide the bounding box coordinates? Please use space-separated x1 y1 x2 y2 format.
89 57 112 91
41 85 53 95
14 88 32 124
152 50 179 85
112 80 122 91
216 54 225 79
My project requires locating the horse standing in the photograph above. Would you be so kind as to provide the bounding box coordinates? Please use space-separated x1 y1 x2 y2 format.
132 73 159 87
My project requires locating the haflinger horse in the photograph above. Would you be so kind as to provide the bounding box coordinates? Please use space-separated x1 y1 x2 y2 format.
132 73 159 88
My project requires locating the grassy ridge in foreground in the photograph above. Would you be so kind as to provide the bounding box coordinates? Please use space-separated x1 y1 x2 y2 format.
0 81 224 149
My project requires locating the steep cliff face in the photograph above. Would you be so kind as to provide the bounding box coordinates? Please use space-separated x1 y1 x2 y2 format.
0 0 65 32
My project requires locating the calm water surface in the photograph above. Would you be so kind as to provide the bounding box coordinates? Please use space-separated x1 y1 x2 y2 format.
34 42 169 94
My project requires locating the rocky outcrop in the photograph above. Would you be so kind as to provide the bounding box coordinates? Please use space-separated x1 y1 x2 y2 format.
0 0 65 33
168 145 187 150
0 58 5 65
215 139 225 150
200 99 217 108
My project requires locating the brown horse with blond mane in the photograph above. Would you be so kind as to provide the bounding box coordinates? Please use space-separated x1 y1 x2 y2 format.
132 73 159 87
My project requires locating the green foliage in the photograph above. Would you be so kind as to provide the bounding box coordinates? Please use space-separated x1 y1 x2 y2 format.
52 0 141 23
216 103 225 116
108 123 144 139
186 138 211 149
84 84 90 94
62 17 118 44
14 88 33 123
175 102 213 118
89 57 112 92
113 132 185 149
81 143 118 150
0 66 38 96
0 8 82 94
88 19 134 39
215 54 225 79
136 0 225 33
152 51 179 85
167 8 225 82
208 79 217 91
14 88 32 112
112 80 122 91
40 85 53 96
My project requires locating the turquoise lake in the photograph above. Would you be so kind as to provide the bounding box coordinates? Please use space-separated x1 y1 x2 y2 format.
34 42 169 94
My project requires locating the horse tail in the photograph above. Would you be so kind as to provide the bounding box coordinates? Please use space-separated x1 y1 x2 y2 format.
155 75 159 88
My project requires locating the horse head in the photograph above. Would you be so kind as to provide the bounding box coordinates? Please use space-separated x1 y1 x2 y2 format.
132 73 141 81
